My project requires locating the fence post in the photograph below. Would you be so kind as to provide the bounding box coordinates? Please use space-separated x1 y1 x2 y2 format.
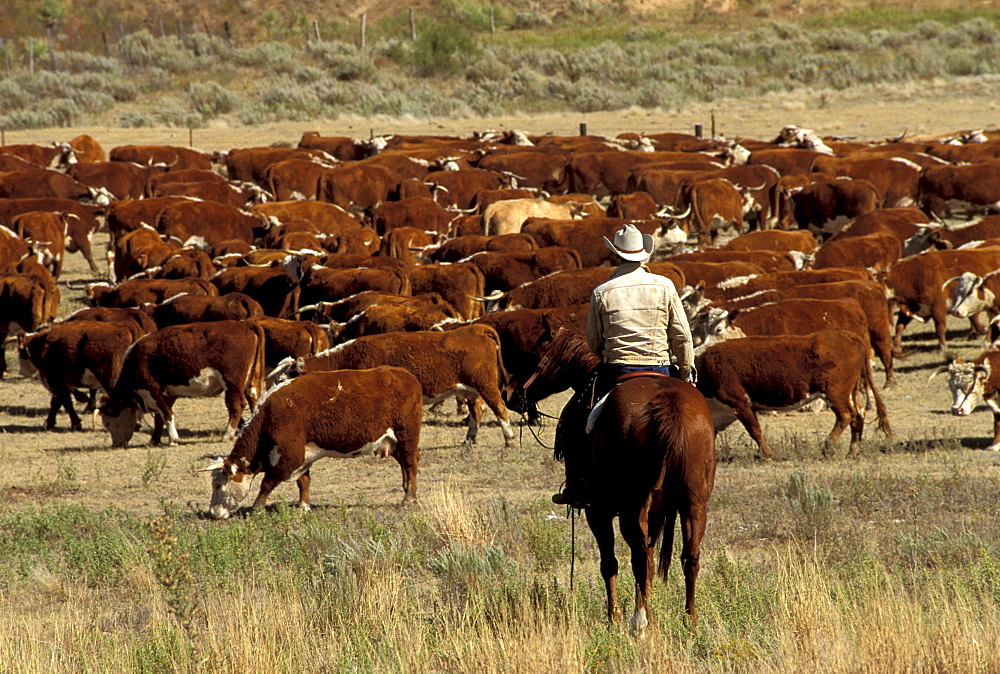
177 19 184 41
694 123 702 139
409 8 416 41
490 6 495 35
102 31 109 57
579 122 587 136
313 20 320 43
0 39 9 78
224 20 233 47
46 27 57 71
189 127 193 148
159 18 166 39
711 109 716 139
28 37 34 74
360 13 367 50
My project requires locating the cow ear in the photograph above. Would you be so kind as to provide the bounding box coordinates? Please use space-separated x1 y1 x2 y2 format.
726 308 739 322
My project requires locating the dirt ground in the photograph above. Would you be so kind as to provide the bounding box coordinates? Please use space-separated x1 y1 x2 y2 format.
1 226 997 519
3 98 1000 517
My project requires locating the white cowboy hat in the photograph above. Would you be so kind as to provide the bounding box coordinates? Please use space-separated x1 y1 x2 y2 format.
604 224 654 262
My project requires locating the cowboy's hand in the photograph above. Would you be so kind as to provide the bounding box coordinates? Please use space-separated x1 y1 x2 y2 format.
680 366 697 384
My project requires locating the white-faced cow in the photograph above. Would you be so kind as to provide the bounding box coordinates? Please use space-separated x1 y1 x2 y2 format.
200 366 422 519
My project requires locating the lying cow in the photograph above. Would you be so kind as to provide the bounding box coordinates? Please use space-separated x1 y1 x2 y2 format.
929 351 1000 451
99 321 266 447
697 330 892 460
200 366 422 518
269 324 514 447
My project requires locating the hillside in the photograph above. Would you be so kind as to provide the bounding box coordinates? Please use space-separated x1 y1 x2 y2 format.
0 0 999 131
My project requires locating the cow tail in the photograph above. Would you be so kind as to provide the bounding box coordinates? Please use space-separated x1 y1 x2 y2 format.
567 248 584 269
247 322 268 409
396 268 412 296
862 344 893 438
483 325 510 390
469 264 488 319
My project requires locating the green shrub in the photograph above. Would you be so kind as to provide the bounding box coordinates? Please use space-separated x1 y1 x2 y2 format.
120 111 154 127
511 11 552 30
412 20 477 76
188 81 237 117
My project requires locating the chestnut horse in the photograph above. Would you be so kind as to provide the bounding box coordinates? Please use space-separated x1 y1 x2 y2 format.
516 328 717 633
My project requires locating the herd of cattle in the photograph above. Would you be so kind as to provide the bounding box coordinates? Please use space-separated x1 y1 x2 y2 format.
2 123 1000 515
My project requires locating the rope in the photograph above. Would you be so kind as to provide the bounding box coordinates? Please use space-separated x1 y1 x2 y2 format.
570 506 576 592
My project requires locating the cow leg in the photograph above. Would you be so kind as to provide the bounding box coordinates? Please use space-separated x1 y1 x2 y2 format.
222 384 247 441
393 437 419 505
892 311 913 351
49 383 83 431
148 393 178 445
295 470 312 511
45 395 61 430
251 475 282 510
989 412 1000 452
824 395 856 458
585 508 622 624
729 398 772 460
475 385 516 448
620 508 655 637
462 393 482 446
931 300 949 352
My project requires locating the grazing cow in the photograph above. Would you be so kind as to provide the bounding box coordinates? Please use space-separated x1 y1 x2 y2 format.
825 207 930 253
298 291 459 325
87 277 218 308
251 200 362 234
464 247 583 293
475 150 570 193
250 317 330 369
697 330 892 459
148 292 265 327
298 131 370 160
104 196 194 242
18 321 144 431
471 188 537 213
482 198 583 236
109 144 217 171
0 169 101 201
606 192 659 220
67 134 107 163
918 164 1000 219
947 271 1000 324
148 248 217 280
811 232 902 272
271 324 514 447
331 302 459 343
200 366 422 518
883 249 1000 350
151 180 263 209
110 226 178 282
676 178 757 246
0 142 76 168
61 306 158 335
99 321 267 447
929 352 1000 450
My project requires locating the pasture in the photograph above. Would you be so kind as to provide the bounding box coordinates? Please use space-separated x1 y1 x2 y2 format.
2 215 1000 671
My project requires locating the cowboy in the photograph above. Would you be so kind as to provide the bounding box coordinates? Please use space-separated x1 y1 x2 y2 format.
552 223 695 508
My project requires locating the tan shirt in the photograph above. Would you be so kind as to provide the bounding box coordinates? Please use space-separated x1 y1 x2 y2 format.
586 262 694 369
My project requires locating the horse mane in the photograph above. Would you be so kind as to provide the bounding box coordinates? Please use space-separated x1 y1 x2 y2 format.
543 327 600 376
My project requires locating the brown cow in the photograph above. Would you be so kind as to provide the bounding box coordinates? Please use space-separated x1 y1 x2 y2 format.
483 198 583 236
269 324 514 447
251 200 362 234
697 330 891 459
464 247 583 293
10 211 67 277
372 197 457 236
109 144 217 171
223 146 331 184
87 277 218 308
786 176 882 237
250 316 330 369
298 131 370 160
18 321 144 431
298 265 411 308
211 257 305 318
155 200 267 248
110 226 178 282
904 215 1000 253
428 233 538 263
715 228 817 254
409 263 485 320
201 366 422 518
263 157 339 201
425 168 507 209
810 155 922 208
99 320 267 447
0 273 55 377
148 292 265 327
811 232 902 272
520 217 670 268
918 163 1000 219
69 161 163 200
319 164 400 215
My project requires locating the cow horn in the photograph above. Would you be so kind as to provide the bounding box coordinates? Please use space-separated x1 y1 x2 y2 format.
196 457 227 472
930 212 945 224
470 290 504 302
926 365 949 384
671 203 693 220
941 275 965 291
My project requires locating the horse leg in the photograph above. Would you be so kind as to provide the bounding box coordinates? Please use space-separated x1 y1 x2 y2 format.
585 509 621 624
620 508 655 637
680 497 708 630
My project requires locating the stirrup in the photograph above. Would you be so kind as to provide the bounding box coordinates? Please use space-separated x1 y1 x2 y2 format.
552 490 590 509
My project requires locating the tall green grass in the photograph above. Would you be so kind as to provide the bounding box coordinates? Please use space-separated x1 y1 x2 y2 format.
2 456 1000 671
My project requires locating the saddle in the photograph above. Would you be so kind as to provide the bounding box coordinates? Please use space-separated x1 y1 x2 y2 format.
586 369 673 433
